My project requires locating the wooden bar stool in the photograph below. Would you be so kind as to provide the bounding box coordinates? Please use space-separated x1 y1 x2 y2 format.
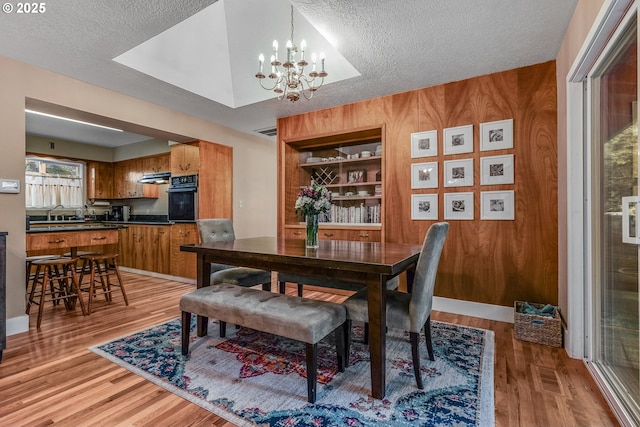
26 255 61 289
26 257 87 328
78 253 129 314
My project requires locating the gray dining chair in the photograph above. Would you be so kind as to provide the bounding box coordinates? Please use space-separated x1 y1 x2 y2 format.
197 219 272 290
342 222 449 389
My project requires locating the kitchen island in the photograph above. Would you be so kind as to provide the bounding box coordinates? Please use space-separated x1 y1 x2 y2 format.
26 223 125 258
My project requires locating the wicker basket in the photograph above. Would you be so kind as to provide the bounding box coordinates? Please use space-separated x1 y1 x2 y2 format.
514 301 562 347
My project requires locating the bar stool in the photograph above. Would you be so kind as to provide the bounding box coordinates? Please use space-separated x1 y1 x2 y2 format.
78 253 129 314
26 257 87 328
64 250 99 276
26 255 61 290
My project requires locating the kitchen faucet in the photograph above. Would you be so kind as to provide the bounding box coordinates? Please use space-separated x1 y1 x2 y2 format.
47 204 64 221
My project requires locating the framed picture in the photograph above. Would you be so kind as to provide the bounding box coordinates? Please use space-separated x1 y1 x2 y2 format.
480 119 513 151
347 169 366 183
481 190 515 220
411 162 438 189
480 154 514 185
443 124 473 155
444 192 474 220
411 194 438 220
444 158 474 187
411 130 438 158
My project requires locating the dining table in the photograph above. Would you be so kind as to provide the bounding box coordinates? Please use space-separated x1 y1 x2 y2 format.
180 236 423 399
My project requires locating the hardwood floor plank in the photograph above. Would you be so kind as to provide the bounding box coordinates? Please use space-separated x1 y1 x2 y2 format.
0 272 619 426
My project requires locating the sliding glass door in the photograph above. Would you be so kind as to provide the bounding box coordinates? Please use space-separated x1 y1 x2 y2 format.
590 11 639 424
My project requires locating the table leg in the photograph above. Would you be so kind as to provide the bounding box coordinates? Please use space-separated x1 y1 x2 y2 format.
367 273 387 399
196 253 211 337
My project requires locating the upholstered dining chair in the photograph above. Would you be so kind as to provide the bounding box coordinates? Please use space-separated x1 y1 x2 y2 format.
197 219 272 290
342 221 449 389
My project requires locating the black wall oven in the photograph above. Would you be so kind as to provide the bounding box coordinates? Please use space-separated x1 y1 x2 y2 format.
168 175 198 222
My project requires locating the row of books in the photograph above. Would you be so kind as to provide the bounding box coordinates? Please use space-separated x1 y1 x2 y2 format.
322 203 381 224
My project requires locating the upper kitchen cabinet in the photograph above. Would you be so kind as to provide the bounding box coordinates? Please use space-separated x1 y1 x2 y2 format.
170 143 200 176
142 153 170 174
112 158 158 199
86 160 113 200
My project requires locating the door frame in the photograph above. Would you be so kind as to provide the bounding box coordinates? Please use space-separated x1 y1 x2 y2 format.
566 0 637 424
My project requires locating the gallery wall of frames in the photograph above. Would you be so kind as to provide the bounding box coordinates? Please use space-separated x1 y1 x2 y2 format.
277 61 558 308
410 118 515 221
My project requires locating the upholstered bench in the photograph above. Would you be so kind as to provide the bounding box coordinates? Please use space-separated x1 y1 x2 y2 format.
180 283 347 403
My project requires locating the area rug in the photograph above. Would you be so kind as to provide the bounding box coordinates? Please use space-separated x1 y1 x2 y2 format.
90 318 494 426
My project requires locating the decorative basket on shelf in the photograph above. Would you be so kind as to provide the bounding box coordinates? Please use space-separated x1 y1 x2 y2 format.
514 301 562 347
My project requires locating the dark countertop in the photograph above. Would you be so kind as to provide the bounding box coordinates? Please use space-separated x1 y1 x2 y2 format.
27 224 128 234
103 221 175 226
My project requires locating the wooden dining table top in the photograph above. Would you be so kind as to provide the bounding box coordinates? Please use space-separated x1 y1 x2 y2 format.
181 236 421 277
181 236 423 399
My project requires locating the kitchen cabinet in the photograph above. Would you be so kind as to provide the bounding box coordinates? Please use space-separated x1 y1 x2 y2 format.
170 223 198 279
280 126 384 242
169 140 233 218
86 161 113 200
198 141 232 218
112 158 158 199
142 153 170 174
170 143 200 176
118 225 170 274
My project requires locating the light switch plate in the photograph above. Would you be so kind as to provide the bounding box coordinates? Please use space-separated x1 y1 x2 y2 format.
0 179 20 193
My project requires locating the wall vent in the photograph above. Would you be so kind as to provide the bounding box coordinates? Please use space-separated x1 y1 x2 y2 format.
255 126 277 137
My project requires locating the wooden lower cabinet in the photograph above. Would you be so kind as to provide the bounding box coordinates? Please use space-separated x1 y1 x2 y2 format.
284 225 381 242
118 225 170 274
169 223 198 279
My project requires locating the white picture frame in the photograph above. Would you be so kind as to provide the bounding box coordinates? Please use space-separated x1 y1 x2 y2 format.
480 154 514 185
444 192 474 220
444 158 474 187
411 162 439 189
443 124 473 155
480 118 513 151
411 194 438 220
411 130 438 158
481 190 515 220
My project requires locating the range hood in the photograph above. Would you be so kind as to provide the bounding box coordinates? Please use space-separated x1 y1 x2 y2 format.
137 172 170 184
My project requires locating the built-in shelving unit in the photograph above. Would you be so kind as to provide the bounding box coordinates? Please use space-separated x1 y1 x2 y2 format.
282 125 384 242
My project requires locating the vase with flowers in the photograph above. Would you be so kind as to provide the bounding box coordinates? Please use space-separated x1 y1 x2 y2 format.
295 181 331 248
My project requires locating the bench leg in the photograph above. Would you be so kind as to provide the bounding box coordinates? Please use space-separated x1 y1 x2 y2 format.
297 284 304 297
219 320 227 338
335 323 346 373
345 319 352 368
181 311 191 356
278 281 285 294
306 343 318 403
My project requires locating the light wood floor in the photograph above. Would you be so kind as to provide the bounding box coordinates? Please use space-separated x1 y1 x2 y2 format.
0 271 618 426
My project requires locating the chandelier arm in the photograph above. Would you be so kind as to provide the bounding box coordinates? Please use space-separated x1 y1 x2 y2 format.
258 78 282 92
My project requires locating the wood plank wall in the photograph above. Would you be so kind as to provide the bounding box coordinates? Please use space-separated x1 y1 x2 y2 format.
277 61 558 307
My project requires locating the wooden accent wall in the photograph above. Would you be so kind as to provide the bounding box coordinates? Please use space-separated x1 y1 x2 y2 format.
278 61 558 308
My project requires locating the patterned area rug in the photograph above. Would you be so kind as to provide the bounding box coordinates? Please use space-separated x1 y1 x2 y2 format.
90 318 494 426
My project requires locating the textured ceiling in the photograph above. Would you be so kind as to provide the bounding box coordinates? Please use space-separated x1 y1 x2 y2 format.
1 0 578 145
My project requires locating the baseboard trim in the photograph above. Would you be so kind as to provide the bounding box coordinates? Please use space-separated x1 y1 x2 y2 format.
118 267 196 285
433 296 514 323
6 315 29 336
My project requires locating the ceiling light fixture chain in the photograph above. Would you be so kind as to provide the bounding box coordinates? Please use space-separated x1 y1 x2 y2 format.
255 5 327 102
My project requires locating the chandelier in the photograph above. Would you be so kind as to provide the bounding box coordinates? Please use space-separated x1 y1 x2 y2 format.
255 5 327 102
